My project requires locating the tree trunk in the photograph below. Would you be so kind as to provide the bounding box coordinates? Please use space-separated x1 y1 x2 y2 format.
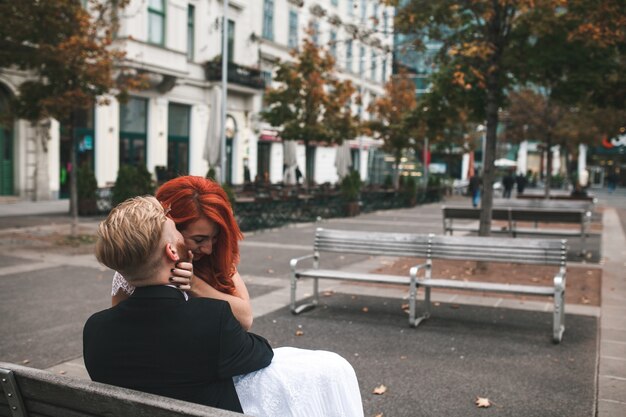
544 134 553 198
68 113 79 236
478 82 499 237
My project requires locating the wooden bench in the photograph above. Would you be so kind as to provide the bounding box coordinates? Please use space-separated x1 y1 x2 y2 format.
409 234 567 343
493 198 595 212
0 362 243 417
442 206 591 255
290 228 431 326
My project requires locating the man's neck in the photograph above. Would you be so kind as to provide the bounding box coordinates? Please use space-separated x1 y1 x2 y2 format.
126 264 172 288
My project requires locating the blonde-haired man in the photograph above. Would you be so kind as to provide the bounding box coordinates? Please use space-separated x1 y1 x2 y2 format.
84 196 273 413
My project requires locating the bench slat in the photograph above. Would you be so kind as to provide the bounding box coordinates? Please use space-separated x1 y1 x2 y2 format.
0 362 241 417
296 269 410 285
419 278 555 296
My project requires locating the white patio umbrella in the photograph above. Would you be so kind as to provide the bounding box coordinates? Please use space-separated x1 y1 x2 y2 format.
283 140 298 185
334 141 353 180
203 87 222 182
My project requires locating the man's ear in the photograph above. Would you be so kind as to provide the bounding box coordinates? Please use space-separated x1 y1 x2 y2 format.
165 243 180 262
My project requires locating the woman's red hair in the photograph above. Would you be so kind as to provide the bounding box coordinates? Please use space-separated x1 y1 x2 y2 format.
156 176 242 295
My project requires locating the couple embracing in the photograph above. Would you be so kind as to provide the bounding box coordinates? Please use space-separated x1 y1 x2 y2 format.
83 176 363 416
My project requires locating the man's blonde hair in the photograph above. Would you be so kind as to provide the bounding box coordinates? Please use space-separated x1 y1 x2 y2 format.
95 196 168 281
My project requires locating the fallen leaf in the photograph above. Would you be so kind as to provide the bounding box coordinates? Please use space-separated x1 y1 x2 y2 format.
267 255 273 260
372 384 387 395
351 295 357 300
531 277 540 282
401 303 410 311
475 397 491 408
375 414 383 417
59 370 66 375
267 269 274 274
400 355 407 360
581 296 590 304
433 302 441 307
22 359 30 364
295 330 304 336
322 290 334 297
362 307 369 313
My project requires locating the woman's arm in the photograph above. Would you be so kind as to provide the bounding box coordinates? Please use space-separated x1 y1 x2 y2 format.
189 270 254 331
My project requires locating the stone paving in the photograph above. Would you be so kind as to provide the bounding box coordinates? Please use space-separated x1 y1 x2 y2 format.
1 188 625 416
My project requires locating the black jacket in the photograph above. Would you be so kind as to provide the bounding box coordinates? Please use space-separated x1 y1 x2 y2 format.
83 285 273 412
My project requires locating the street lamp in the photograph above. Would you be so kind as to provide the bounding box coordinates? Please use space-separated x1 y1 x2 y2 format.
220 0 229 183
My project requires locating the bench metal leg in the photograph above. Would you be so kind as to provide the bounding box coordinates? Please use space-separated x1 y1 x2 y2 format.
290 274 319 315
552 275 566 343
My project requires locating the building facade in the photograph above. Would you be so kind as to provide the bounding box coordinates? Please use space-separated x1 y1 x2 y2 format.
0 0 393 200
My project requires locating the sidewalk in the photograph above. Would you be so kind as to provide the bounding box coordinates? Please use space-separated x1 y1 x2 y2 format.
1 188 625 416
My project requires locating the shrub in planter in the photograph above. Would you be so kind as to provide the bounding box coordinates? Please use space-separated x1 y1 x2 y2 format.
340 170 362 216
77 163 98 216
112 164 155 206
402 175 418 206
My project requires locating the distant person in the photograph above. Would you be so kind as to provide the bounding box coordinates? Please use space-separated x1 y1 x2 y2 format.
468 172 481 208
295 165 303 185
502 171 515 198
607 171 618 193
516 172 528 194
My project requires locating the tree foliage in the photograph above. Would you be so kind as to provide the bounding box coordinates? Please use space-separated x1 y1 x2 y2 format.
261 34 356 147
0 0 143 229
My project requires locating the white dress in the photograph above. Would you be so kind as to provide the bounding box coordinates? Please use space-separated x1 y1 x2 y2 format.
112 273 364 417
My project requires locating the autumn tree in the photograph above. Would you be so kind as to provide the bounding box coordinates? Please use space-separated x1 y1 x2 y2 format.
261 33 356 186
392 0 620 235
367 70 417 188
0 0 141 233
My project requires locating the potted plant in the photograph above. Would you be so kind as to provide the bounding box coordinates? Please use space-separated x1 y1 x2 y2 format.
77 163 98 216
111 164 155 206
340 170 362 217
402 175 418 207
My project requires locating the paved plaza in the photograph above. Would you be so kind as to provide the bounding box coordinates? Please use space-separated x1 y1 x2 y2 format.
1 189 625 416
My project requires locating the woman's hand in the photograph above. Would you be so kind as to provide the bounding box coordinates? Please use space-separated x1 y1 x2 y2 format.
170 251 194 291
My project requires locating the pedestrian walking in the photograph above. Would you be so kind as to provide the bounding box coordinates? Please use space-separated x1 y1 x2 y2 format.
468 172 481 208
502 171 515 198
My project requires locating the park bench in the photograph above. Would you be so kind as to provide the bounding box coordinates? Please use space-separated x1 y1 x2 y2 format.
517 192 596 203
0 362 243 417
290 228 567 342
442 206 591 255
409 234 567 343
493 198 595 212
290 228 431 325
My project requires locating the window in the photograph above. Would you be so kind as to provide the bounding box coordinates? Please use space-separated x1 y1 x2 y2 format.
382 58 387 82
227 19 235 62
288 10 299 49
187 5 195 60
371 54 377 80
332 0 338 7
329 31 337 58
383 10 388 34
119 97 148 167
345 40 353 71
167 103 191 176
360 0 367 22
263 0 274 41
359 46 365 77
148 0 165 45
348 0 353 17
311 21 319 45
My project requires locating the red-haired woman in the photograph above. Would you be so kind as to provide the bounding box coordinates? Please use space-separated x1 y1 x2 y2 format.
111 175 252 330
110 176 363 416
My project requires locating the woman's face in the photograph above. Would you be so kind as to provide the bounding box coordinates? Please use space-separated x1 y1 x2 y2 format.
180 217 219 261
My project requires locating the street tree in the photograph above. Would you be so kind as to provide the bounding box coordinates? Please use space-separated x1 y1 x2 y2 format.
391 0 617 236
261 33 356 186
0 0 142 234
367 70 417 188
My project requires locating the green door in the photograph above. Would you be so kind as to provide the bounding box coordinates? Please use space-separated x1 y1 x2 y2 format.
0 126 13 195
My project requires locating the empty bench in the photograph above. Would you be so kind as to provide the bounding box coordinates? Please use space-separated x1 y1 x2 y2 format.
442 206 590 254
409 234 567 343
290 228 567 343
0 362 244 417
290 228 431 325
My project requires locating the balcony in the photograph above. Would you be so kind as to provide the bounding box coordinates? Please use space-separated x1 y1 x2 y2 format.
204 60 265 90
